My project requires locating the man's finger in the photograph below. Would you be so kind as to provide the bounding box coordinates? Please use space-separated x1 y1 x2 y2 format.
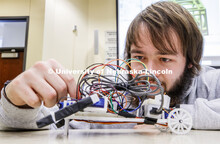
47 59 76 99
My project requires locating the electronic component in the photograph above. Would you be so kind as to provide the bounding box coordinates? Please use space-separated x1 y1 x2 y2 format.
36 59 192 135
36 94 99 128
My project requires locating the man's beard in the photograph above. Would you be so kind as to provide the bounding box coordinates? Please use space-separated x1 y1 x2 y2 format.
165 66 194 107
130 66 194 107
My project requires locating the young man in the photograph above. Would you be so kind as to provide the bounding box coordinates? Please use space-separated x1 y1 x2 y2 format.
0 1 220 130
125 1 220 129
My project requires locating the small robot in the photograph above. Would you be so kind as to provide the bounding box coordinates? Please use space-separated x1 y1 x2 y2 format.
36 59 193 135
55 94 192 135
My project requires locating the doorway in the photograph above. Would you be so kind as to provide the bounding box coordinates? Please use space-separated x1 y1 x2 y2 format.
0 17 28 90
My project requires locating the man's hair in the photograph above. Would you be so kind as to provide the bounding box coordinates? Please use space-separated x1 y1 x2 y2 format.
125 1 203 75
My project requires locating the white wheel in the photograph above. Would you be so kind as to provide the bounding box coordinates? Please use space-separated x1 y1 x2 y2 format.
168 108 192 134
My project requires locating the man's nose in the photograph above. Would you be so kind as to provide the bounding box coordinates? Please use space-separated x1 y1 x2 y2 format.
145 61 154 71
145 61 159 77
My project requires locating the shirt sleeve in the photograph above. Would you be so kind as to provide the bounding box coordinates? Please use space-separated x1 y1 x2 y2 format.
0 88 51 130
181 98 220 129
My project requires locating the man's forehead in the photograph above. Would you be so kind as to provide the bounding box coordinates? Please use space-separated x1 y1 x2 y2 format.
130 44 177 56
131 25 182 55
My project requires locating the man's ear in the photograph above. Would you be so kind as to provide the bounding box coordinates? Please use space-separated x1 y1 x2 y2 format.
188 63 193 68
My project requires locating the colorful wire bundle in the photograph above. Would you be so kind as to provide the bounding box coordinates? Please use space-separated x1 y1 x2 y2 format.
76 59 164 114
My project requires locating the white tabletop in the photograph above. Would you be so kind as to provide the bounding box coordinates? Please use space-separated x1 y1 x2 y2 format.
0 128 219 144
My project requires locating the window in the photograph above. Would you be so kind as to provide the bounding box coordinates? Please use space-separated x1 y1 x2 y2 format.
0 17 29 51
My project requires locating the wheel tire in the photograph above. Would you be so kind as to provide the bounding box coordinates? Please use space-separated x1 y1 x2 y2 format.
168 108 192 134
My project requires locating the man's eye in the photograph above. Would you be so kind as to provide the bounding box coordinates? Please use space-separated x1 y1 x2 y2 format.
160 58 171 62
135 56 144 60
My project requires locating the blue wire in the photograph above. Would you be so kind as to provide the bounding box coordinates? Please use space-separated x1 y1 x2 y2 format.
114 95 141 113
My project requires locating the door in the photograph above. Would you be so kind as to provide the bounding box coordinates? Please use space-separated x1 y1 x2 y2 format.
0 16 28 92
0 51 24 90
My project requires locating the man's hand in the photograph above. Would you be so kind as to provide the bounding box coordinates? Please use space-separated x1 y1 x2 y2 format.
5 59 76 108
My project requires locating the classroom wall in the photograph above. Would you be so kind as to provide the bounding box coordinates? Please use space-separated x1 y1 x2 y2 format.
0 0 45 69
26 0 45 69
87 0 117 65
42 0 116 79
42 0 89 71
